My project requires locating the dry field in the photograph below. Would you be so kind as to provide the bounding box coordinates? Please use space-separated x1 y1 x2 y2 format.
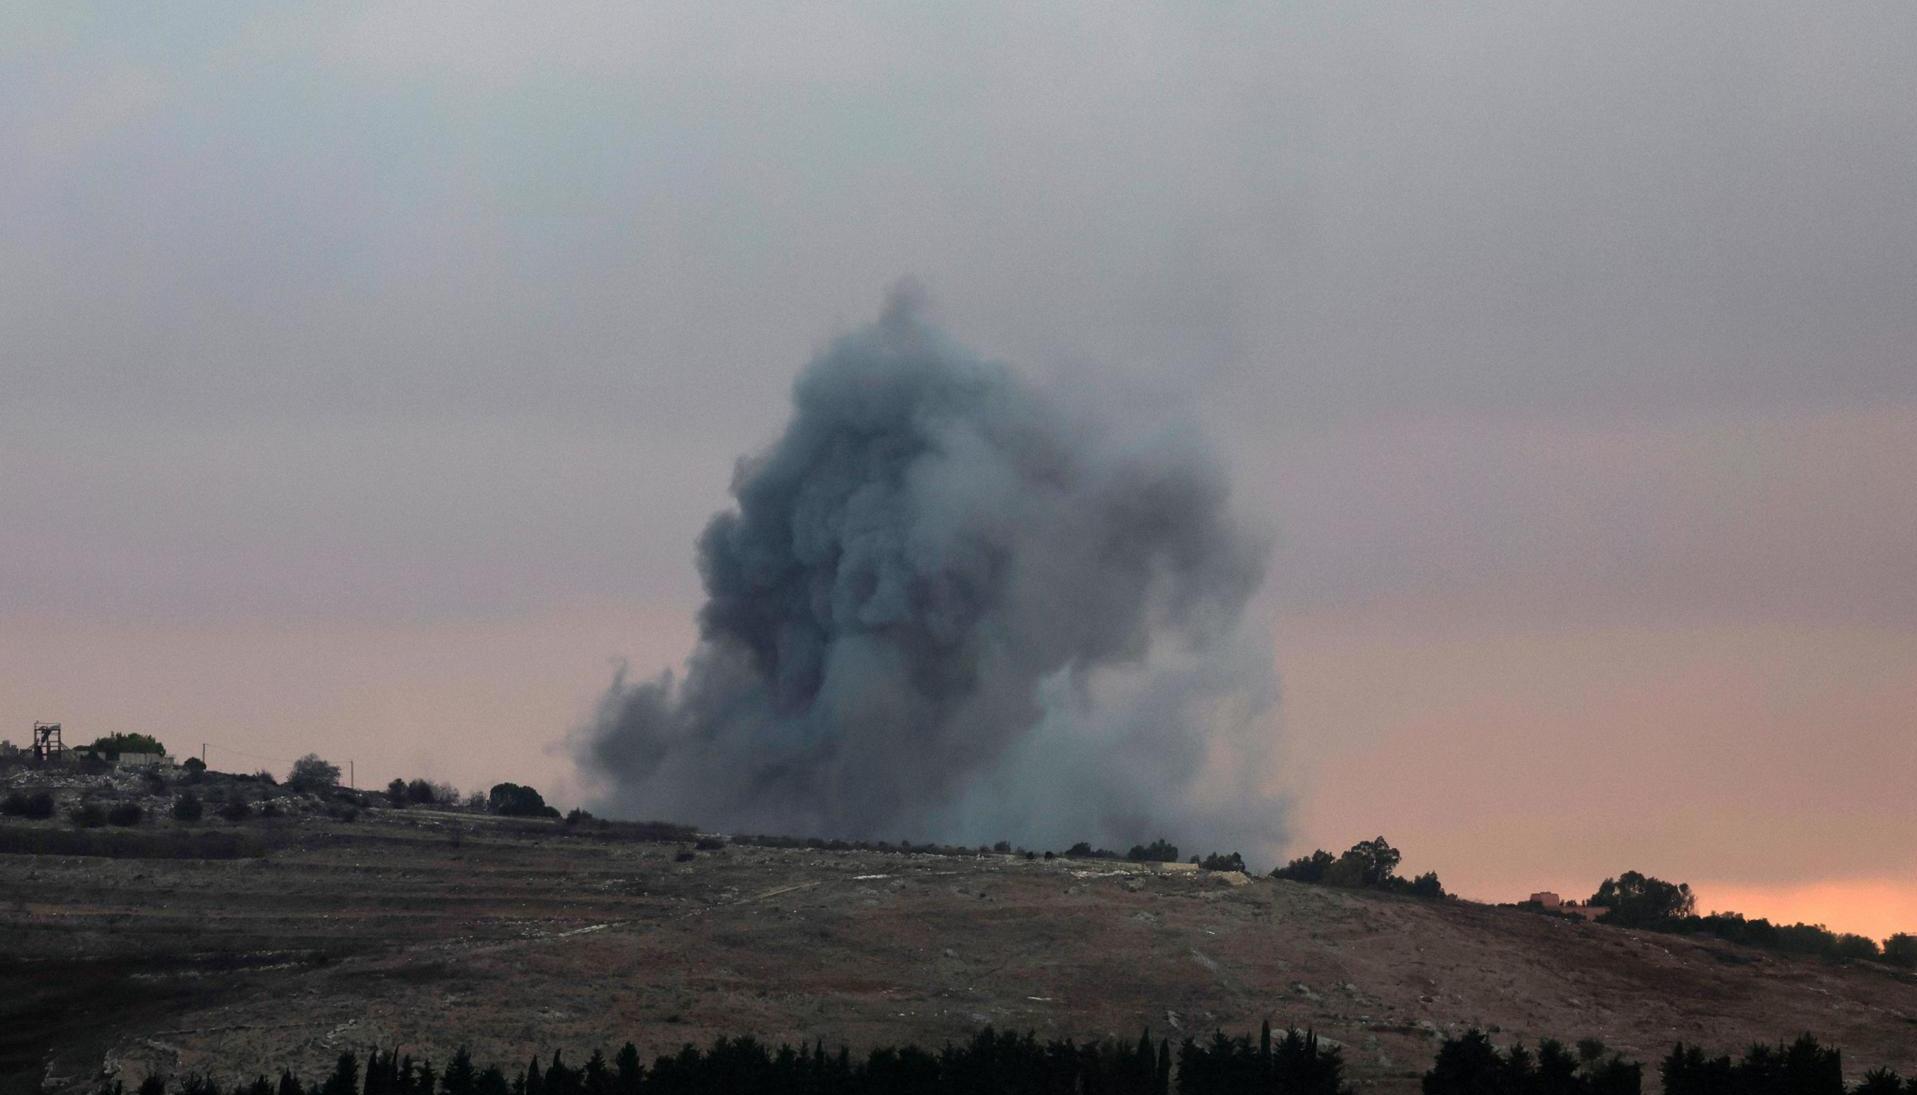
3 807 1914 1094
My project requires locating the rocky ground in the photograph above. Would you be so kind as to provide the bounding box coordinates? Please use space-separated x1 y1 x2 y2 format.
2 789 1914 1094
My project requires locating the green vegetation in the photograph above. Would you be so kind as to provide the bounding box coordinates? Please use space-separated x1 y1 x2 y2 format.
1127 838 1180 863
288 754 341 793
87 732 167 756
1580 869 1911 967
1423 1030 1640 1095
1272 836 1447 900
487 782 560 818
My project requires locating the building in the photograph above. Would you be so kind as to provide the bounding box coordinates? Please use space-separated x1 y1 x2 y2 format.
1529 891 1602 920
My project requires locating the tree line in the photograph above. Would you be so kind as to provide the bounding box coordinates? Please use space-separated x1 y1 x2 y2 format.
97 1025 1348 1095
95 1025 1917 1095
1553 870 1916 969
1270 836 1447 899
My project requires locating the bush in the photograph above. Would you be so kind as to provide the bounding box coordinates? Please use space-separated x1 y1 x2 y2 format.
173 793 204 822
70 801 107 827
219 799 253 822
108 802 144 827
1883 933 1917 969
674 849 697 862
565 807 593 825
1 791 28 817
181 757 207 782
22 791 57 819
694 835 725 851
260 801 283 818
1198 851 1246 872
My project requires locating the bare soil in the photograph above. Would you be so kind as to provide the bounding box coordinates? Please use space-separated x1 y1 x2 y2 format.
3 808 1914 1094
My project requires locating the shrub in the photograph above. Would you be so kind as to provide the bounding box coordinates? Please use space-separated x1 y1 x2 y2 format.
173 793 204 822
260 801 283 818
108 802 144 827
70 801 107 827
694 836 725 851
565 807 593 825
219 798 253 822
1198 851 1246 872
181 757 207 781
1883 933 1917 969
1 791 28 816
674 849 697 862
24 791 57 819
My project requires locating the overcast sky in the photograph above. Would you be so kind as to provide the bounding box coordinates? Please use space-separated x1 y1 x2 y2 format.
4 4 1913 935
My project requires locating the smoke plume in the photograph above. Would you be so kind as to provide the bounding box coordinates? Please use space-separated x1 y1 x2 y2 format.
578 289 1282 853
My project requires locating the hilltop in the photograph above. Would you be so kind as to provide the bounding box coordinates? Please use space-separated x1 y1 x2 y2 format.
1 790 1914 1094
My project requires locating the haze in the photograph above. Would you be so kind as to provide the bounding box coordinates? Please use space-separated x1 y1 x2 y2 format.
3 5 1912 937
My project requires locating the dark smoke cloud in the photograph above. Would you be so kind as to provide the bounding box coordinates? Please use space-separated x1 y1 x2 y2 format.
578 288 1282 852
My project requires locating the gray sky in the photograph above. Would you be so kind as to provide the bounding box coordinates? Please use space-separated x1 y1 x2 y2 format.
4 4 1913 933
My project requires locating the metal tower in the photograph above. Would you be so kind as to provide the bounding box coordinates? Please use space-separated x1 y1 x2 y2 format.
31 722 63 763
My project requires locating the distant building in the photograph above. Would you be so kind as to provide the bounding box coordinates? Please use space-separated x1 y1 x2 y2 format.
1528 890 1602 920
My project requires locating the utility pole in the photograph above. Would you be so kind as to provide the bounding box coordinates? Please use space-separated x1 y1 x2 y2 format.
202 743 207 765
349 759 355 790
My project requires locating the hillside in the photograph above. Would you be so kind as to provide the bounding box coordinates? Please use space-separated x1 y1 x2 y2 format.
3 805 1914 1094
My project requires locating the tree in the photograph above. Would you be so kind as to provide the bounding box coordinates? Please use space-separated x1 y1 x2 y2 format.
387 779 409 806
320 1053 359 1095
1589 871 1694 928
1324 837 1401 889
172 793 204 822
1272 849 1336 883
182 757 207 781
1199 851 1246 872
1127 838 1180 863
406 778 438 804
88 732 167 756
488 783 560 818
288 754 341 793
1883 932 1917 969
1408 871 1447 899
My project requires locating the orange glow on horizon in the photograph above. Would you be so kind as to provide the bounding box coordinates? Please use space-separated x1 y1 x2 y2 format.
1691 878 1917 943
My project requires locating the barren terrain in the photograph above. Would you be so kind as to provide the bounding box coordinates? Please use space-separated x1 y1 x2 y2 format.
3 806 1914 1094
